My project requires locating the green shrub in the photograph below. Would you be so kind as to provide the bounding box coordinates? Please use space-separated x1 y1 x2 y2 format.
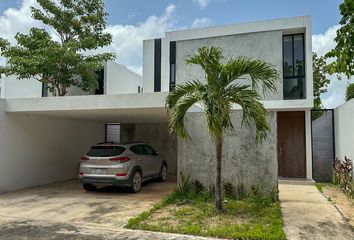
345 83 354 101
177 171 191 194
192 180 205 194
222 182 235 199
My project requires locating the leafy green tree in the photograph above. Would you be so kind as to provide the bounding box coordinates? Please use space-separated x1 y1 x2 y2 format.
0 0 114 96
166 47 279 212
346 83 354 101
313 52 330 109
325 0 354 79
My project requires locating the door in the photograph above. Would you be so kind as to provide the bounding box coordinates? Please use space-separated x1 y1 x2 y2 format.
277 111 306 178
141 145 161 176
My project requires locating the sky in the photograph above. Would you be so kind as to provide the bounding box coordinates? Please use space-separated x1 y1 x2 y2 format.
0 0 351 108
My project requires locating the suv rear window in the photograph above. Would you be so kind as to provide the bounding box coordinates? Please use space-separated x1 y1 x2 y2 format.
87 146 125 157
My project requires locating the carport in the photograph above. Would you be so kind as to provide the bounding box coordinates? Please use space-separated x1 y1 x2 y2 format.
0 92 177 193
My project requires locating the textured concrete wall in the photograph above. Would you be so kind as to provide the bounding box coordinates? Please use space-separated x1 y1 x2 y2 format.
312 112 334 182
120 123 177 175
176 31 283 100
178 110 278 195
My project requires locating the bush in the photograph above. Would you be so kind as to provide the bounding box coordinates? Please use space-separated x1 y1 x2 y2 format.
192 180 205 194
177 171 191 193
345 83 354 101
333 156 353 198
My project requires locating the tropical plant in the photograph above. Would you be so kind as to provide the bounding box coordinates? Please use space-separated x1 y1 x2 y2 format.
166 47 279 212
0 0 114 96
312 52 330 109
325 0 354 79
333 156 353 198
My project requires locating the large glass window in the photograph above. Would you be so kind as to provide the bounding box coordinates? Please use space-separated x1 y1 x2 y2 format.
283 34 305 99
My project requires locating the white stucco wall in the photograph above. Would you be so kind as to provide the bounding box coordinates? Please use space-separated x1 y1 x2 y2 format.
0 100 104 193
143 39 155 93
334 99 354 162
1 75 42 99
105 61 143 94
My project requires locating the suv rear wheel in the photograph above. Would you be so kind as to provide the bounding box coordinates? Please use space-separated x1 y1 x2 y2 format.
83 183 97 191
158 164 167 182
130 171 142 193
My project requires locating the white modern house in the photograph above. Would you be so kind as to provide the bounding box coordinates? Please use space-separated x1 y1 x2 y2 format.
0 16 314 195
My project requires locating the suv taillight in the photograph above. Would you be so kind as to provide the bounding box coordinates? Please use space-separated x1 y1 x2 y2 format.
80 156 89 161
109 156 130 162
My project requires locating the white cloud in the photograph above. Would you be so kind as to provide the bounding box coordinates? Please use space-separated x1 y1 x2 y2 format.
0 0 40 43
312 25 353 109
193 0 209 9
0 2 178 76
192 18 212 28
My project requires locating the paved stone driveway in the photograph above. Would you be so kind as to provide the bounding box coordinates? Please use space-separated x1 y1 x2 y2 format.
279 182 354 240
0 178 220 239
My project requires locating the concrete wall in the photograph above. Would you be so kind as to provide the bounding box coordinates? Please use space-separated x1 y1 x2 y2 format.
178 110 277 195
0 100 104 193
334 99 354 169
176 31 283 100
120 123 177 175
312 111 334 182
105 61 143 94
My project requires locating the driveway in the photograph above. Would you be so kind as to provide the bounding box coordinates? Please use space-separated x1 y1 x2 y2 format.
0 178 212 239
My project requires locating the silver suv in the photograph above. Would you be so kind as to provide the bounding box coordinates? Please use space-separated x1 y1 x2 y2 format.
79 142 168 192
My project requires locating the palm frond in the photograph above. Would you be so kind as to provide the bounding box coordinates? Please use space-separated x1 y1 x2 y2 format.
222 57 279 96
166 80 205 139
225 83 271 142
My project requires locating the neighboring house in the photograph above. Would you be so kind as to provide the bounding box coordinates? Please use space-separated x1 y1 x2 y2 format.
0 16 313 195
0 61 143 98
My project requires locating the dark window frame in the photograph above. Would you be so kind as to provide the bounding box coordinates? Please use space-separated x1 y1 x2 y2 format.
282 33 306 100
154 38 162 92
282 33 305 79
169 41 176 92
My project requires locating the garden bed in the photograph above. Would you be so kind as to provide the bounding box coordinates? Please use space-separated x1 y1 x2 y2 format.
316 183 354 227
126 191 285 240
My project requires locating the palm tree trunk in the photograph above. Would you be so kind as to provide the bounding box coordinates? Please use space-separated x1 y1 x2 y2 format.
215 138 223 213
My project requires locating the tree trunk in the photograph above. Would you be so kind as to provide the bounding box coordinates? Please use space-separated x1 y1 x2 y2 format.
215 138 223 213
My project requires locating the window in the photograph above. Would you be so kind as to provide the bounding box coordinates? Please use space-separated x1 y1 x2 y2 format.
42 82 48 97
95 68 104 95
154 38 162 92
283 34 305 99
169 41 176 91
142 145 157 155
87 146 125 157
130 144 156 155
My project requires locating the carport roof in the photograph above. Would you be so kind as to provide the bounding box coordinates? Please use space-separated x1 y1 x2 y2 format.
4 92 170 123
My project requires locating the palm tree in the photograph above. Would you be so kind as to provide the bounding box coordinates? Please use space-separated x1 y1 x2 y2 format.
166 47 279 213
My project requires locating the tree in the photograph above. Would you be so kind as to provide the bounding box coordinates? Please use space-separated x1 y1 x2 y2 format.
0 0 114 96
346 83 354 101
313 52 330 109
325 0 354 79
166 47 279 212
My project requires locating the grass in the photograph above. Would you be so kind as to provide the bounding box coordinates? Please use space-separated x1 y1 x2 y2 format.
126 191 286 240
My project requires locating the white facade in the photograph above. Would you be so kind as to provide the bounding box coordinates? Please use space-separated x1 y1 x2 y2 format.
104 61 143 94
334 98 354 163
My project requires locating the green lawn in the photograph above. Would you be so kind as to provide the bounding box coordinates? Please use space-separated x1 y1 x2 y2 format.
126 191 285 240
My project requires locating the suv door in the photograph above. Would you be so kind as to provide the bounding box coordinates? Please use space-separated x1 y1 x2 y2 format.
141 145 162 175
130 144 154 177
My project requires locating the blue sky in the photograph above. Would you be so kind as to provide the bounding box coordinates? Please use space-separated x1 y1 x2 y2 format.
0 0 350 108
0 0 342 34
